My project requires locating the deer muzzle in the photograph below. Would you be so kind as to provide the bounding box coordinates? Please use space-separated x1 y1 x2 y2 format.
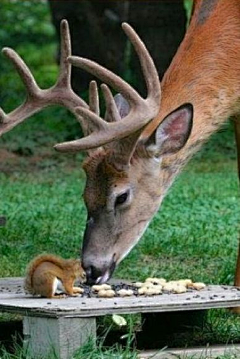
83 259 116 285
82 215 117 284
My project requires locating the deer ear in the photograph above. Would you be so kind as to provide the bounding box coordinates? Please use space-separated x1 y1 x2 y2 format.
114 93 130 119
146 103 193 157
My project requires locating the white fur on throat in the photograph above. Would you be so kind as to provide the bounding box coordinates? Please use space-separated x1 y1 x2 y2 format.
53 278 65 295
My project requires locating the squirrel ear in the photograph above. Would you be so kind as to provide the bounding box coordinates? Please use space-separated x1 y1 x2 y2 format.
145 103 193 157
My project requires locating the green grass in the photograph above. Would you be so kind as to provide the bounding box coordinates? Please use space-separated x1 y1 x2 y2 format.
0 339 139 359
0 154 240 357
0 157 239 282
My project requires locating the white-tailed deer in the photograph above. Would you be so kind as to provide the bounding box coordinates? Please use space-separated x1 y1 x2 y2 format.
1 1 240 287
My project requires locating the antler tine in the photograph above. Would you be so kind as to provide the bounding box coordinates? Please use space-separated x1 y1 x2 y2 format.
0 19 89 137
122 23 160 101
102 84 121 123
2 48 39 97
54 114 146 152
0 108 6 124
75 106 107 132
55 23 161 153
56 19 71 88
68 23 161 105
79 80 100 137
68 57 141 107
89 81 100 116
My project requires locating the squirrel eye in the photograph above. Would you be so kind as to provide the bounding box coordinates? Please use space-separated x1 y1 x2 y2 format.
115 192 128 206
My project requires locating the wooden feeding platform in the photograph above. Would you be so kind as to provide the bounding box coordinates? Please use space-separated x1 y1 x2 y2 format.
1 278 240 358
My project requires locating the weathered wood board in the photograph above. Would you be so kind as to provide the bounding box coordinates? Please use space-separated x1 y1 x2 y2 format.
1 278 240 359
140 344 240 358
23 316 96 359
1 277 240 318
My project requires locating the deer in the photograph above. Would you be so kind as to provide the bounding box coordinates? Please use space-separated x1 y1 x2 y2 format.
1 1 240 295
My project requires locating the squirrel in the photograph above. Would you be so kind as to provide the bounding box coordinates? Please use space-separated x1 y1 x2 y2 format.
24 254 86 298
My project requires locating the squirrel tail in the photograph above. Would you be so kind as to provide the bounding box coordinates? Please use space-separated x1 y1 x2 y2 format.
24 254 64 294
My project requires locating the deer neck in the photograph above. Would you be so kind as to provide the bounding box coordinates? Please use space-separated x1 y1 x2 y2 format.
158 86 235 194
143 0 240 197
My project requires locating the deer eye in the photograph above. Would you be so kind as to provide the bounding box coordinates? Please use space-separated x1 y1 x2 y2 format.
115 192 129 206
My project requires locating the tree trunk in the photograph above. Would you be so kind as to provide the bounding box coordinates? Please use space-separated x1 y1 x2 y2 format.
48 0 186 95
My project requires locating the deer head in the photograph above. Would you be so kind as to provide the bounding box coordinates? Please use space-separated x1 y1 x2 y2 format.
0 20 193 284
55 24 193 284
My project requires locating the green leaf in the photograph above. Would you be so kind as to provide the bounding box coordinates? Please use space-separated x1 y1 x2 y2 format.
112 314 127 327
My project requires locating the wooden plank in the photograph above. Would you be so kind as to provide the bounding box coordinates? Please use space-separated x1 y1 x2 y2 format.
0 277 23 294
139 344 240 358
0 277 23 287
23 316 96 359
0 279 240 317
1 278 240 358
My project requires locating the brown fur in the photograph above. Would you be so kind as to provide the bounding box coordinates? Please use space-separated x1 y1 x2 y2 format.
83 150 129 214
80 0 240 283
143 0 240 184
82 148 107 173
24 254 86 298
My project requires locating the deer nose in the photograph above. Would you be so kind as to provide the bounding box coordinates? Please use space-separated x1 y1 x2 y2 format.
83 260 116 285
84 265 109 284
84 266 110 285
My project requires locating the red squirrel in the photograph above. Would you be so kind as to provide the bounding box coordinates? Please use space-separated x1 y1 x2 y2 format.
24 254 86 298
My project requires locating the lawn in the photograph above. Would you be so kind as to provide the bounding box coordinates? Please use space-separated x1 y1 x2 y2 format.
1 141 239 284
1 0 240 357
1 143 240 358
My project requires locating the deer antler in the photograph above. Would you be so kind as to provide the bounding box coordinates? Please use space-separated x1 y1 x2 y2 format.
0 20 88 137
54 23 161 153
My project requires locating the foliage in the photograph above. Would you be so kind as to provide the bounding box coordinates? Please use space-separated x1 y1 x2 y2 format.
0 0 53 48
184 0 193 25
0 337 140 359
